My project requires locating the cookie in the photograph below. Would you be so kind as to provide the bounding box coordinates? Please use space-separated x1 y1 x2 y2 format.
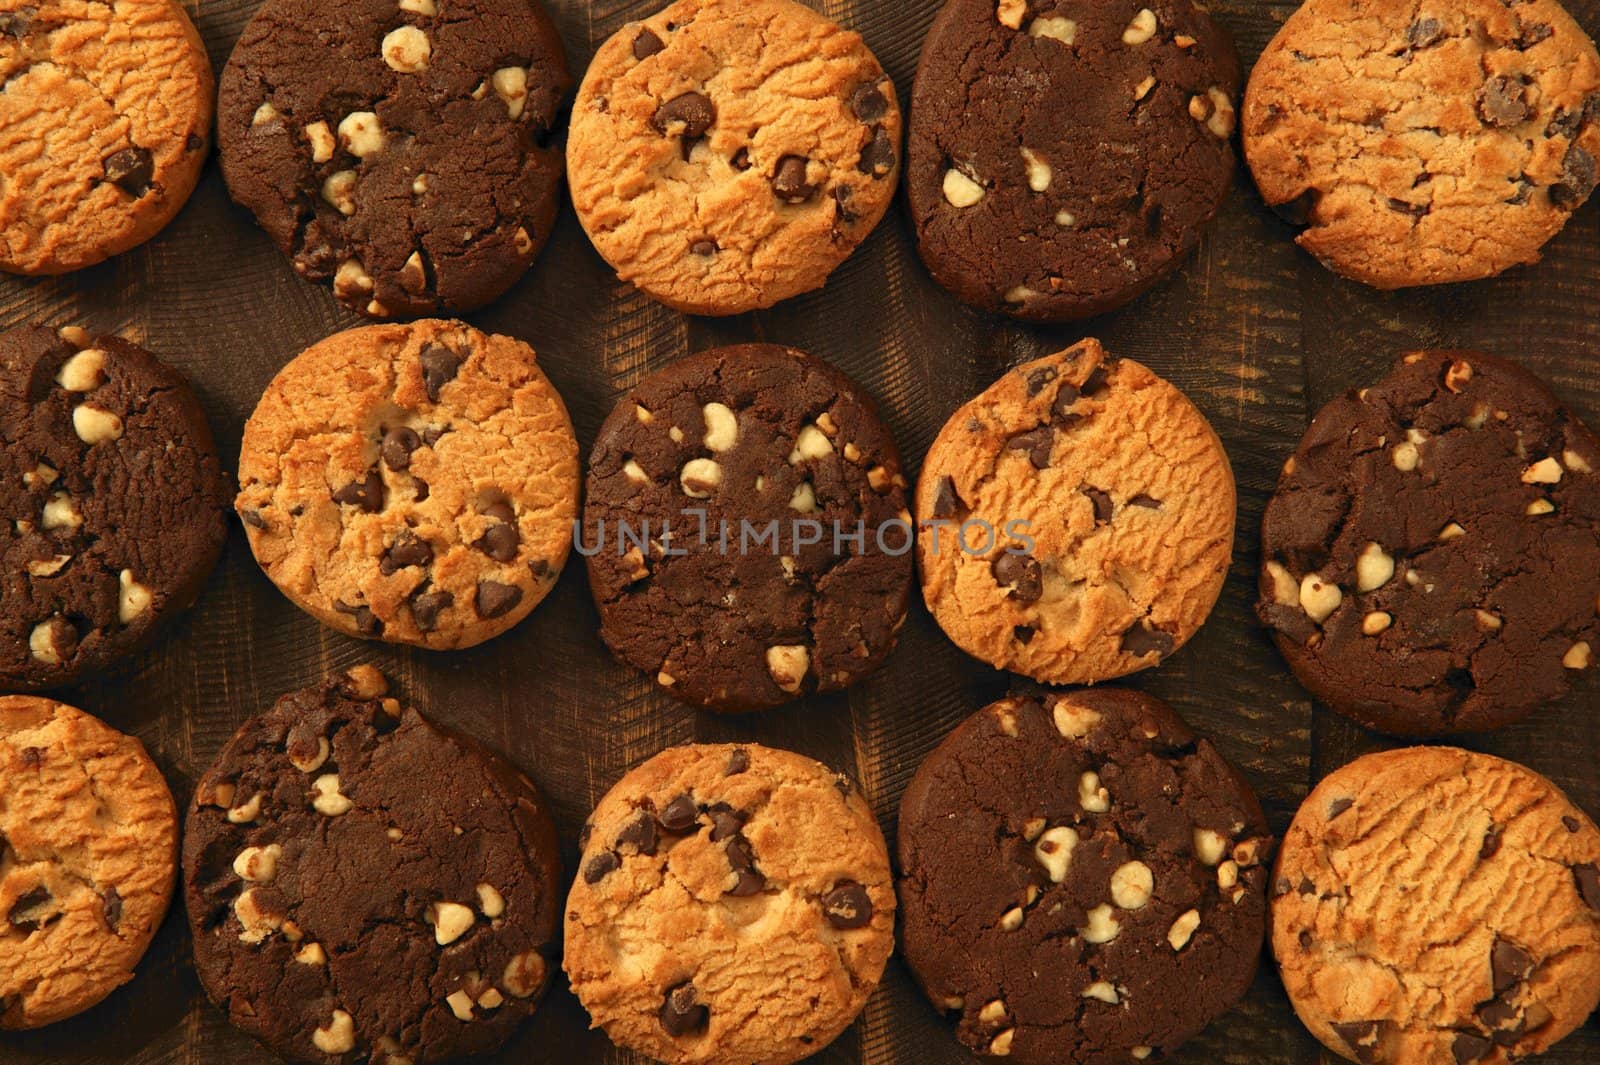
916 339 1235 685
584 344 913 712
898 690 1271 1063
564 743 895 1065
1243 0 1600 289
217 0 570 318
567 0 902 316
905 0 1240 321
183 666 563 1065
0 0 213 275
1257 351 1600 735
1 695 178 1029
1 324 230 691
236 319 579 650
1273 747 1600 1065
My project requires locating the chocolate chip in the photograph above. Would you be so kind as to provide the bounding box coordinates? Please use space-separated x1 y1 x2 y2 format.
583 851 620 884
833 184 857 223
771 155 817 203
1550 145 1598 208
1491 937 1531 994
103 147 154 197
474 521 520 562
1452 1031 1492 1063
1516 22 1553 49
8 886 54 931
653 91 715 139
858 127 896 178
931 476 964 519
1476 996 1520 1036
1549 106 1585 139
1480 822 1502 861
420 344 462 402
1051 384 1082 423
690 237 719 256
1272 877 1291 897
0 7 36 36
633 28 665 60
1406 17 1444 49
1083 487 1112 524
185 133 203 151
1025 365 1057 396
1328 797 1354 819
1563 815 1580 832
529 558 552 580
240 508 267 530
1128 494 1161 509
410 587 453 632
333 469 384 512
1006 427 1054 469
99 886 122 932
992 552 1043 603
379 530 433 575
20 746 43 768
1081 366 1110 395
381 426 421 470
1574 862 1600 910
731 146 751 171
725 835 765 896
335 601 384 637
1387 197 1427 219
412 478 430 502
617 815 659 856
1298 877 1315 895
659 982 709 1037
658 795 699 834
821 881 873 929
708 805 745 842
725 748 749 776
1013 624 1035 644
1119 622 1175 659
1479 75 1530 127
1331 1020 1380 1064
475 580 523 620
850 81 888 122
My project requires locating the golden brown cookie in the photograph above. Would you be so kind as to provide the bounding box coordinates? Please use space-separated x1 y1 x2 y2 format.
236 319 579 650
567 0 902 316
1272 747 1600 1064
564 743 895 1065
1242 0 1600 288
916 339 1235 685
0 695 178 1029
0 0 213 275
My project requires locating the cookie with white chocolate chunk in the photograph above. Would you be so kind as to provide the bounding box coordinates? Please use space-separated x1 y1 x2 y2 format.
183 667 563 1065
897 689 1272 1064
0 323 228 691
1258 350 1600 735
216 0 570 318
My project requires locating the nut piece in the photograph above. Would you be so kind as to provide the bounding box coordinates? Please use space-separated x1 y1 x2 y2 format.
789 424 834 463
503 950 547 997
306 121 335 163
765 644 810 694
1028 16 1077 44
382 26 430 72
1266 561 1298 606
1034 826 1079 882
996 0 1025 29
322 170 357 215
117 569 152 624
680 458 722 498
72 404 123 444
1083 903 1121 944
1362 611 1393 636
1168 909 1201 950
1565 641 1593 669
1082 981 1119 1004
1078 771 1110 813
1052 698 1100 738
56 348 106 391
1299 574 1342 623
1194 828 1229 866
1521 457 1563 484
428 901 476 945
943 168 985 208
1122 8 1157 45
311 774 353 816
1109 861 1154 909
233 844 283 883
313 1010 355 1054
492 67 528 119
1354 542 1394 593
702 403 738 452
476 883 506 919
1020 148 1052 192
338 112 385 157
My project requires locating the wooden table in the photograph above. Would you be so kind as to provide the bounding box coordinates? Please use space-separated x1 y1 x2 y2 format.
3 0 1597 1062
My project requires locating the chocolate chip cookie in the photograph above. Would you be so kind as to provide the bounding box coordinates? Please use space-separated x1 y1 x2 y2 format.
584 344 913 712
1 694 178 1029
916 339 1235 685
183 667 563 1065
1273 746 1600 1065
567 0 902 316
898 690 1272 1063
564 743 895 1065
1 323 229 691
236 319 579 650
217 0 569 318
1243 0 1600 289
906 0 1240 321
0 0 213 275
1258 351 1600 735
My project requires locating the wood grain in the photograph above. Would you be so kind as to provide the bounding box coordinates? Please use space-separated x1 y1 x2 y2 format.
1 0 1597 1062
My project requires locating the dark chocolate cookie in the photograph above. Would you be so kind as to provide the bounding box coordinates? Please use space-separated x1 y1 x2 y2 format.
584 344 913 713
1 324 229 692
182 667 563 1065
217 0 570 319
907 0 1241 321
1258 351 1600 735
898 689 1272 1064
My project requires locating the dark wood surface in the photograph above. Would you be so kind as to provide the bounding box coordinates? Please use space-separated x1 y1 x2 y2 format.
3 0 1597 1062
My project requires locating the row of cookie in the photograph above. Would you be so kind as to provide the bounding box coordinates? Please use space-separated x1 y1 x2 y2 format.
6 674 1598 1065
8 0 1596 321
5 321 1597 735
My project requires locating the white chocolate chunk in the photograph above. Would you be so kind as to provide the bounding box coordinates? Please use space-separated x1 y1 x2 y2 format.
445 989 475 1021
1034 826 1079 882
234 888 282 944
623 459 649 485
314 1010 355 1053
1079 771 1110 813
1362 611 1393 636
789 424 834 463
476 883 506 919
338 112 385 157
1109 861 1153 909
306 121 336 163
996 0 1025 29
765 645 809 694
1565 641 1592 669
1392 441 1419 471
117 569 152 624
978 999 1007 1025
311 774 353 816
26 555 71 577
990 1030 1015 1056
1527 498 1555 516
295 942 327 966
1083 903 1121 944
334 259 374 298
789 482 818 514
1082 981 1119 1004
428 901 476 945
227 792 264 824
290 736 331 773
56 348 106 391
702 403 738 452
492 67 528 119
680 458 722 498
1354 543 1394 593
1521 457 1562 484
1564 449 1593 474
502 951 546 997
1299 574 1341 623
943 168 985 208
1266 561 1298 606
72 405 123 444
28 621 65 665
1028 16 1076 44
1168 909 1200 950
233 844 283 883
1122 8 1158 45
252 102 281 127
400 0 437 13
1194 827 1229 866
1052 699 1100 738
322 170 357 215
1020 147 1052 192
382 26 431 72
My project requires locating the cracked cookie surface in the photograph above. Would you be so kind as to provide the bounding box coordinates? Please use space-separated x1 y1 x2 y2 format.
1257 350 1600 735
906 0 1240 321
567 0 902 316
1243 0 1600 289
217 0 569 318
916 339 1235 685
1 323 229 691
0 694 177 1029
563 743 894 1065
183 667 563 1065
236 319 579 650
584 344 912 713
1272 746 1600 1065
0 0 213 274
897 690 1272 1064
